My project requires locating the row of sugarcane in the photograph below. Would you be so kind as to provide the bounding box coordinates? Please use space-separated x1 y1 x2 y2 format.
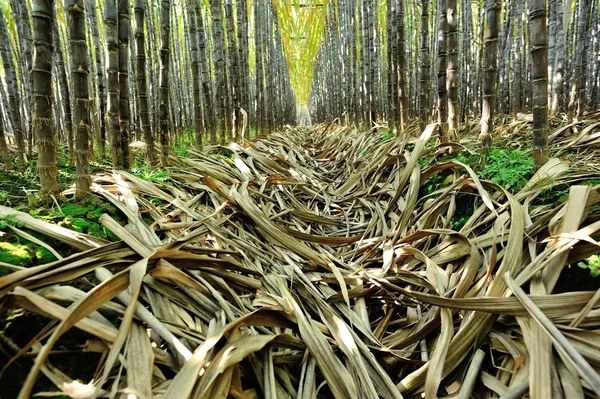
309 0 600 167
0 0 297 198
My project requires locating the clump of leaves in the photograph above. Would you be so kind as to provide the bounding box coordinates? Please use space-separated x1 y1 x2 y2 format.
449 193 476 231
584 179 600 187
421 171 453 195
539 185 571 205
131 167 172 184
452 151 480 166
451 215 470 230
479 149 534 191
0 214 24 229
579 255 600 278
173 134 195 157
379 131 395 143
146 197 165 207
537 178 600 207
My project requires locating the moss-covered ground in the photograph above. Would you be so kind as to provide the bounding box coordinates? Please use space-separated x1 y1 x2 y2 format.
0 196 126 276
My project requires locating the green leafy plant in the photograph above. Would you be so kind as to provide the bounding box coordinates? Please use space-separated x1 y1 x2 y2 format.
451 214 470 231
173 136 194 157
578 255 600 278
479 149 534 191
421 171 452 195
131 167 172 184
379 131 395 143
540 185 570 205
537 178 600 207
0 214 24 229
452 151 479 166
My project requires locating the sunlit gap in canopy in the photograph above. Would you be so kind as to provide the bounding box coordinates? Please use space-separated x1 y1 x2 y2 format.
271 0 329 109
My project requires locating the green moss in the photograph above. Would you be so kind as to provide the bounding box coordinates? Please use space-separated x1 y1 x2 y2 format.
86 207 106 220
0 242 32 265
67 216 118 241
61 204 91 217
88 224 111 239
50 197 124 241
9 196 122 242
28 208 54 220
71 217 91 233
36 246 56 264
0 240 56 267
